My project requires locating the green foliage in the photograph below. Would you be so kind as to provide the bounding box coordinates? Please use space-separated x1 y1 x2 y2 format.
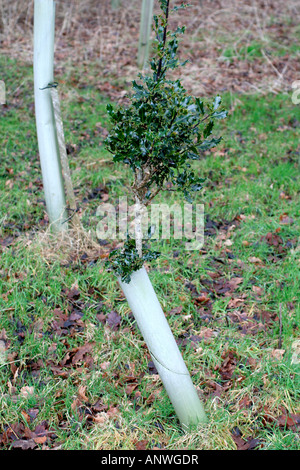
105 1 227 203
106 83 226 202
107 239 160 283
104 0 227 279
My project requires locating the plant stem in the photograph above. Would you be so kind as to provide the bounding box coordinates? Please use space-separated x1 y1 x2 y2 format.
50 86 80 229
156 0 170 80
135 169 144 257
134 196 144 258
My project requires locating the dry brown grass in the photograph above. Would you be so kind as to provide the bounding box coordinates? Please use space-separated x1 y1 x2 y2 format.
1 0 299 96
20 222 102 266
82 401 238 450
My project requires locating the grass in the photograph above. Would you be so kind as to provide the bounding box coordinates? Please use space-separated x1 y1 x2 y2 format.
219 39 300 63
0 53 299 450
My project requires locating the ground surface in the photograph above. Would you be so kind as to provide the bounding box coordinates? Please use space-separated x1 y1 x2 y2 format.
0 0 299 450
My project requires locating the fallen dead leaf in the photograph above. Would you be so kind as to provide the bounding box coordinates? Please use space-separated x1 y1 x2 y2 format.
107 406 119 418
169 306 183 315
248 256 263 265
93 413 108 424
279 213 294 225
227 277 244 291
78 385 89 402
231 427 261 450
194 294 211 304
271 349 285 360
21 410 31 424
20 386 34 398
100 361 110 370
71 398 81 411
11 439 37 450
106 311 122 330
227 296 246 308
276 412 300 431
135 439 149 450
33 435 47 445
252 285 264 296
199 327 218 342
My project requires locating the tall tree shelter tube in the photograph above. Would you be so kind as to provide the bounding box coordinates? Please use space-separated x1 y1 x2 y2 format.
119 266 207 430
34 0 67 231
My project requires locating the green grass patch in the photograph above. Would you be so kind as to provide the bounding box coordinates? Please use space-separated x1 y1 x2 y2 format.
0 55 299 450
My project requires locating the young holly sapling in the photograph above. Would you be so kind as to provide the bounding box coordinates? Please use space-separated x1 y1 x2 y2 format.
105 0 227 430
